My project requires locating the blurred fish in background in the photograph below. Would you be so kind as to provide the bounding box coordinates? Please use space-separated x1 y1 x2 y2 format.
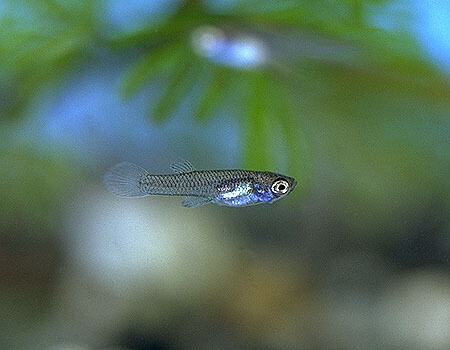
0 0 449 349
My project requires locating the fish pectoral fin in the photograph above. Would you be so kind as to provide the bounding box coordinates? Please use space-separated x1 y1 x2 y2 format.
181 196 212 208
170 159 196 174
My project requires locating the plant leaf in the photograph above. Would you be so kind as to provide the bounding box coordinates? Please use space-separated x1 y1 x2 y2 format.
151 54 202 123
268 73 313 189
194 66 231 122
120 42 183 99
244 72 270 170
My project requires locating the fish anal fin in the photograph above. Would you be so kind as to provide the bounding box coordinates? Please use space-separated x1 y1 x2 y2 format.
182 196 211 208
170 159 196 174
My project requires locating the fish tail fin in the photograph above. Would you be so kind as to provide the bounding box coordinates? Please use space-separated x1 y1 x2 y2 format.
104 162 150 198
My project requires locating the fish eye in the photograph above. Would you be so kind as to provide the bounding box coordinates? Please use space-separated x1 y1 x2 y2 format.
271 179 289 195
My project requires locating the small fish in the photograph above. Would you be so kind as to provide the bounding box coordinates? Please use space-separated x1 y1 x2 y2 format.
104 160 297 207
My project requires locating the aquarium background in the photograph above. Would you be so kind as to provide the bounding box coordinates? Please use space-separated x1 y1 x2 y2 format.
1 1 449 349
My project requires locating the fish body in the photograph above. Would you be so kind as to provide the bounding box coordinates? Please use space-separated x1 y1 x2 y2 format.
104 160 296 207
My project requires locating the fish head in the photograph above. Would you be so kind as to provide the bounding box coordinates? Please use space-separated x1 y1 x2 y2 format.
253 172 297 203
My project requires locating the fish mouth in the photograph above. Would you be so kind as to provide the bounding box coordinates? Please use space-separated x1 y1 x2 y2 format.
291 178 298 191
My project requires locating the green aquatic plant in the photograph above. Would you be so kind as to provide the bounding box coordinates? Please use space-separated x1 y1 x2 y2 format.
0 0 99 119
1 0 449 194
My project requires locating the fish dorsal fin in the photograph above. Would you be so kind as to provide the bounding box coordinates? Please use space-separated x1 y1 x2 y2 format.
170 159 196 174
182 196 212 208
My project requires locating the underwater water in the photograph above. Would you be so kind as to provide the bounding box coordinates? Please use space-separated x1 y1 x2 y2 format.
1 1 449 349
